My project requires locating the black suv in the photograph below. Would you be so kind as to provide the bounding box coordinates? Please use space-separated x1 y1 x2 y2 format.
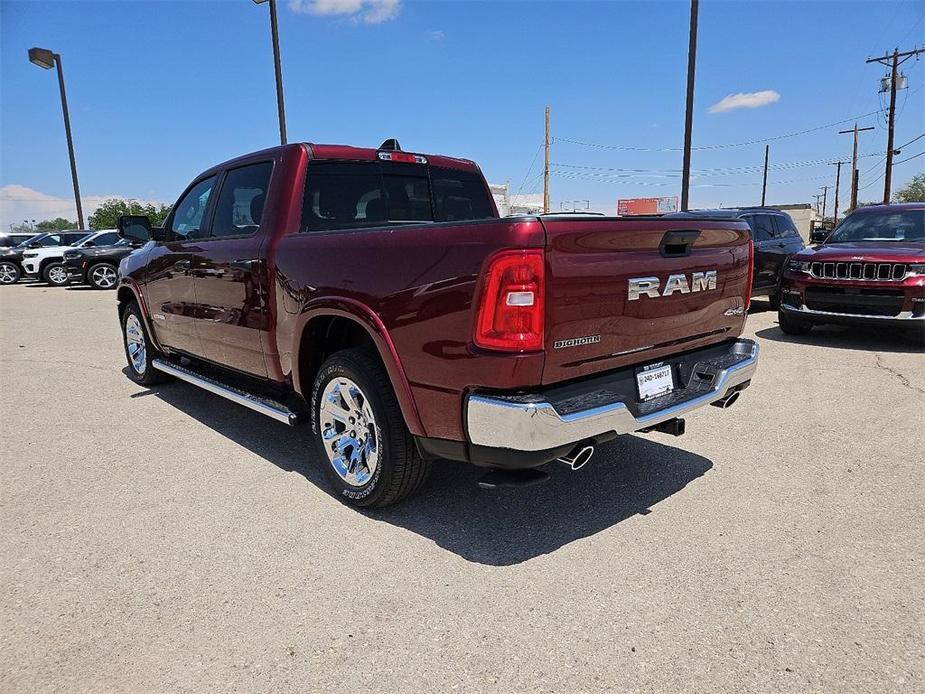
64 238 142 289
665 207 806 307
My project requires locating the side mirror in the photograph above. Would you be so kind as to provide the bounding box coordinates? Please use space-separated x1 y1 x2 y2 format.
83 240 95 248
28 242 42 248
118 215 165 244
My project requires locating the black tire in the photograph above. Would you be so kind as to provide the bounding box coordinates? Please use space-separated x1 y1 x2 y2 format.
0 261 21 285
42 261 70 287
87 262 119 290
310 348 430 508
121 301 168 386
778 309 812 335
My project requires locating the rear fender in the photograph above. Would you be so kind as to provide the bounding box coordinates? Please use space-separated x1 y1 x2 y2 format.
292 298 425 437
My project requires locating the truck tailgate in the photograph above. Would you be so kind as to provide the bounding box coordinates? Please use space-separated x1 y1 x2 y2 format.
540 217 751 385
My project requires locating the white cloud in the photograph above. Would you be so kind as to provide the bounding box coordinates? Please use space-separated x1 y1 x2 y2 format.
708 90 780 114
426 29 445 41
0 184 165 230
289 0 400 24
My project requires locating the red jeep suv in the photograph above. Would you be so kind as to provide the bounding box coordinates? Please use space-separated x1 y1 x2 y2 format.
779 203 924 335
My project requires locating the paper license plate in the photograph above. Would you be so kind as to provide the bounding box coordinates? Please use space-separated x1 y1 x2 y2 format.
636 363 674 401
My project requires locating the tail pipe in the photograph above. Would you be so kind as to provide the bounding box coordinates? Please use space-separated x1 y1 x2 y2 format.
556 445 594 471
711 390 741 409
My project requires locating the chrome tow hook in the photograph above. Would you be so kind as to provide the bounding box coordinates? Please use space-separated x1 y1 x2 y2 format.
556 445 594 471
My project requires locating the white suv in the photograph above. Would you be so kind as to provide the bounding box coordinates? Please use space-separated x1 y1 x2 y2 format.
21 229 120 286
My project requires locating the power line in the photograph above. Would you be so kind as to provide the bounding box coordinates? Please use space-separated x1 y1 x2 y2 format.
893 149 925 165
515 142 543 196
554 107 890 153
550 152 882 178
897 132 925 149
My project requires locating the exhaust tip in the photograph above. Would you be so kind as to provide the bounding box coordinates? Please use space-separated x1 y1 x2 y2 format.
711 391 741 409
558 445 594 470
571 445 594 470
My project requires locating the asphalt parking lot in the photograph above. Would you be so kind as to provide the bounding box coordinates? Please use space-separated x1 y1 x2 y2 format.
1 282 923 693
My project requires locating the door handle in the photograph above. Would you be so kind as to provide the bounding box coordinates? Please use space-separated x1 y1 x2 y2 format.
173 259 191 271
231 259 257 271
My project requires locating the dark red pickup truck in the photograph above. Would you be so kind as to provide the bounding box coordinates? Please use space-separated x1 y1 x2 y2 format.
116 141 759 507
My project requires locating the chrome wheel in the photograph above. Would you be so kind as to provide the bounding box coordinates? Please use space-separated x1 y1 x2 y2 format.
319 377 379 487
0 262 18 284
124 314 147 374
46 265 68 285
90 265 117 289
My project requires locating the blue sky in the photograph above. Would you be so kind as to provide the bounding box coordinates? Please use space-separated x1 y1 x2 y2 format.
1 0 923 227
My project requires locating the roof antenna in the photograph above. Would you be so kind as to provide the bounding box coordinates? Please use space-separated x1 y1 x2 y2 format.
379 138 401 151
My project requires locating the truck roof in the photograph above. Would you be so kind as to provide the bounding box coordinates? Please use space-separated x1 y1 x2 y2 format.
208 143 481 175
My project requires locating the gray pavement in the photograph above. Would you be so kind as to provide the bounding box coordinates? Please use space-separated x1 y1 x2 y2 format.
1 282 923 693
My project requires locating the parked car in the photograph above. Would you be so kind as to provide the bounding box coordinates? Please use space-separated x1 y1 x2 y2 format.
0 232 38 248
0 246 26 285
63 238 141 289
17 230 88 250
0 233 51 285
779 203 924 335
665 207 806 308
21 229 120 286
115 141 759 508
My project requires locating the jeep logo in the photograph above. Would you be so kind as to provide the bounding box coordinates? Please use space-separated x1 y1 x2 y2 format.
628 270 717 301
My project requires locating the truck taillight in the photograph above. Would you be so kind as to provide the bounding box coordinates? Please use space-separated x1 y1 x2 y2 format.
745 239 754 309
474 249 545 352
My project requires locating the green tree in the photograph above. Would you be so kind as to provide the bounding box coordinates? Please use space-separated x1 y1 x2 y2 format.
35 217 77 231
893 172 925 203
88 199 171 230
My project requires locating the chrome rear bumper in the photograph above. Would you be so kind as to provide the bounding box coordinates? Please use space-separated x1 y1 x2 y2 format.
466 339 758 452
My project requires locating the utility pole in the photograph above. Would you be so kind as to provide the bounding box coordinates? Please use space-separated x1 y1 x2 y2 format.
680 0 699 211
543 106 550 214
253 0 288 145
760 144 770 206
813 193 824 217
866 46 924 204
838 123 874 211
820 185 829 223
832 161 846 226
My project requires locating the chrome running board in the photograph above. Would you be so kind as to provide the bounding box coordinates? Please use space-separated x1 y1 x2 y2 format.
151 359 300 426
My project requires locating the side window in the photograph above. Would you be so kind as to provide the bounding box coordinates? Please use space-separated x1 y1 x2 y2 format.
771 214 799 238
169 176 217 239
39 235 63 247
211 162 274 238
90 232 119 246
744 214 773 242
64 233 88 245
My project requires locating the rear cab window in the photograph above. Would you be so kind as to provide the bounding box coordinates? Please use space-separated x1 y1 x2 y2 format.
301 160 493 233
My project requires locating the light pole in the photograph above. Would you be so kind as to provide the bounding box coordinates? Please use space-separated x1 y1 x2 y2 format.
28 47 85 230
253 0 288 145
